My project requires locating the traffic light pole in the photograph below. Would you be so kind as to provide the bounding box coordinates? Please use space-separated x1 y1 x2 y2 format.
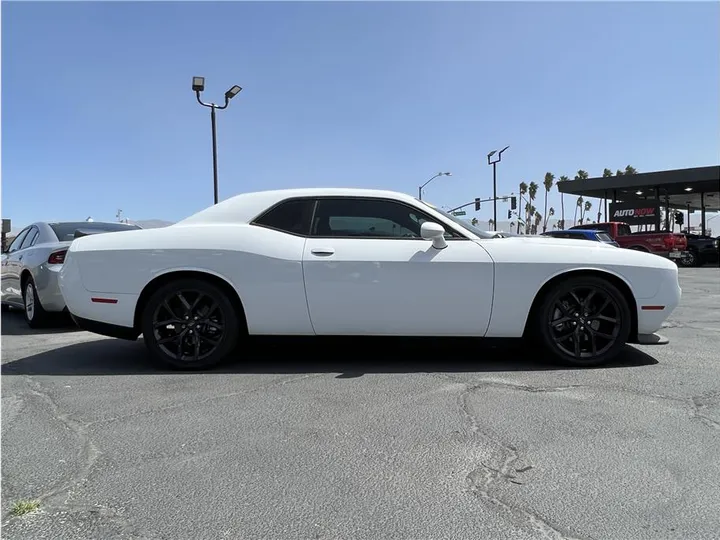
448 195 515 214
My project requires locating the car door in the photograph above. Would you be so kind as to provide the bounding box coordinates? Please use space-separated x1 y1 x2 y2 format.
1 227 31 305
301 197 495 337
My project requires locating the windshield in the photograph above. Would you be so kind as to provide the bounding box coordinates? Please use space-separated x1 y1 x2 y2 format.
50 222 141 242
417 201 497 239
596 232 614 242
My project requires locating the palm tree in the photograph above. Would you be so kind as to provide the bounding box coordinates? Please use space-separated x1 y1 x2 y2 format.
517 182 528 233
574 196 584 225
556 175 569 229
471 217 479 226
527 182 539 232
542 172 554 232
544 207 555 231
602 168 613 177
488 218 495 229
624 165 638 175
572 171 589 226
525 204 536 234
533 212 542 235
616 169 624 176
581 200 592 224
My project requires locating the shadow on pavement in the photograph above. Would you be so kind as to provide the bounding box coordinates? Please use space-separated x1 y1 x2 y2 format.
1 335 659 377
1 309 80 336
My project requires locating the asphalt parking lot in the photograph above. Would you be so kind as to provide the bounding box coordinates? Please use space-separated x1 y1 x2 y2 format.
2 267 719 540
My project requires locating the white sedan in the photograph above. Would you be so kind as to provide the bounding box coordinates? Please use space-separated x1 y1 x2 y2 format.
58 188 681 370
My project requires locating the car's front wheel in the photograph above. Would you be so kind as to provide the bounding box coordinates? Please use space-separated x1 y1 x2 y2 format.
141 278 240 370
534 276 632 367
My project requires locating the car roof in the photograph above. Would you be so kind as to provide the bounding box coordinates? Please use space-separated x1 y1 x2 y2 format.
551 229 602 234
177 187 421 225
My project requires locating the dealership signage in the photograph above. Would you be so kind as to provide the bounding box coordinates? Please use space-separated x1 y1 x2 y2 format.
609 201 661 225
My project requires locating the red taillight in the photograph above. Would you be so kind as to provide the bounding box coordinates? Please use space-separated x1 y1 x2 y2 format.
48 249 67 265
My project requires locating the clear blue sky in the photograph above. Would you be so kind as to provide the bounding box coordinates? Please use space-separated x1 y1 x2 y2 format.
3 1 719 228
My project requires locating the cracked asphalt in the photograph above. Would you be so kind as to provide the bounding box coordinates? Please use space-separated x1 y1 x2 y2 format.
2 267 719 540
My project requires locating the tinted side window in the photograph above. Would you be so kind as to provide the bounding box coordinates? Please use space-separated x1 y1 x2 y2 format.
311 198 462 239
616 224 631 236
20 228 38 249
7 229 30 253
253 199 314 236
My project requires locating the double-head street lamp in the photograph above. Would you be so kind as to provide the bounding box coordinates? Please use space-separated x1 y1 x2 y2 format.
418 172 452 201
192 76 243 205
487 146 509 231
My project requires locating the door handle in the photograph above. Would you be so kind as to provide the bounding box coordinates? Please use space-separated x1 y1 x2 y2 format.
310 248 335 256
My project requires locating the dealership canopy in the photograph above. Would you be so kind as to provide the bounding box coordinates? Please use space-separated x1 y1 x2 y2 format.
557 165 719 233
556 165 720 211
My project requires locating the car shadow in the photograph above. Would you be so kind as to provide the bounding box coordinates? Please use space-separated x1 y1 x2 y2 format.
1 309 80 336
1 335 659 377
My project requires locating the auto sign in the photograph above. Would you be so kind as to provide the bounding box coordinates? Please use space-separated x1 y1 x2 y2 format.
609 201 661 225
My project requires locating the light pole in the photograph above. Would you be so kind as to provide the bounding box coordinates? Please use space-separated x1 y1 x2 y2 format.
192 76 243 205
418 172 452 200
487 146 509 231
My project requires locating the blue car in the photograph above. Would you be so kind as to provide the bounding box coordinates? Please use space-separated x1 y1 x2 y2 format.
541 229 620 247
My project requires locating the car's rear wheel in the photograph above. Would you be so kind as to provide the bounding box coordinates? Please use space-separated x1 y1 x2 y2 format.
141 278 240 370
23 277 50 328
535 276 631 367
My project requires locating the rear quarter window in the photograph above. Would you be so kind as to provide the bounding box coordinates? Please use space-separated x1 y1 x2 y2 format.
252 198 315 236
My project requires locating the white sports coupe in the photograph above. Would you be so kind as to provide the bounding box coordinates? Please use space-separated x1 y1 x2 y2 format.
58 188 681 370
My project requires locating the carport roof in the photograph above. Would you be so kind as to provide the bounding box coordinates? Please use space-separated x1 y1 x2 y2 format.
556 165 720 211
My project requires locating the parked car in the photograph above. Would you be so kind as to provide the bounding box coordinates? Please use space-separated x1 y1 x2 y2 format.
1 221 141 327
570 222 688 261
541 229 620 247
59 188 681 371
677 233 720 267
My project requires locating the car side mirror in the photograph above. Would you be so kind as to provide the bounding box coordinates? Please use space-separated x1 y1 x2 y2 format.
420 222 447 250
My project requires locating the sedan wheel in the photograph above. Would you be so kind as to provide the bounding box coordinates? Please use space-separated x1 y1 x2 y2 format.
536 276 631 367
141 279 239 370
23 278 49 328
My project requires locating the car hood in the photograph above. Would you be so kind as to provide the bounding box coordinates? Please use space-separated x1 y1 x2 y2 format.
475 235 677 270
487 236 616 248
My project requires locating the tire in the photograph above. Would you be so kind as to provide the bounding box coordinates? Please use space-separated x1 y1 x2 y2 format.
23 277 50 328
677 249 697 268
534 276 632 367
141 278 240 370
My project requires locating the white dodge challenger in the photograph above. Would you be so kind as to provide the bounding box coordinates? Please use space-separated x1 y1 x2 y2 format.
58 188 681 370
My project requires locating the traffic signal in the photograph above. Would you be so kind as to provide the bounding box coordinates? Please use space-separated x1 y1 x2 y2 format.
475 198 481 211
507 210 512 219
674 212 684 225
510 196 517 210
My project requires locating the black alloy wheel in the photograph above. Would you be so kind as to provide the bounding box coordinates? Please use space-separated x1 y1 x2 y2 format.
678 250 697 268
536 276 631 367
141 278 239 370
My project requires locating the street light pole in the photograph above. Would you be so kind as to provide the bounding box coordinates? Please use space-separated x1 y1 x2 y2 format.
418 172 452 200
192 76 243 205
487 146 509 231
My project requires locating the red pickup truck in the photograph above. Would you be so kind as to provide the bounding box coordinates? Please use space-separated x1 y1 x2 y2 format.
570 222 688 261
